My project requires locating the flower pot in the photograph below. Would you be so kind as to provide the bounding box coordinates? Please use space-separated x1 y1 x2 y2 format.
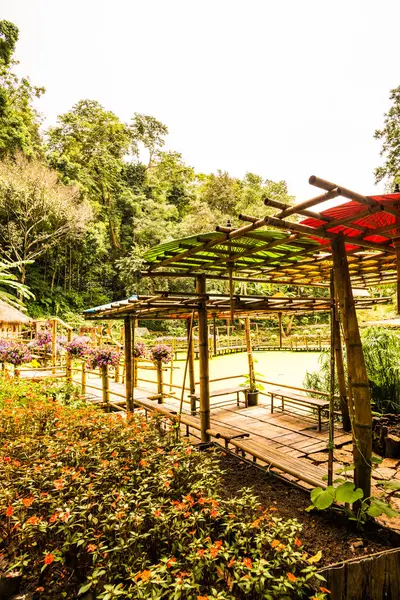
247 390 259 406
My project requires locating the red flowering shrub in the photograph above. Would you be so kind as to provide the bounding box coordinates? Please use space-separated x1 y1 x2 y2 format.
0 380 327 599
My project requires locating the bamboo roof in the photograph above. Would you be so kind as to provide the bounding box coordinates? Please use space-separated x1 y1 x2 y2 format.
83 292 389 321
0 300 31 324
141 177 400 288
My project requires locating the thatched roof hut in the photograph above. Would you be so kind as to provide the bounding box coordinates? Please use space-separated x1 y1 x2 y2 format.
0 300 31 335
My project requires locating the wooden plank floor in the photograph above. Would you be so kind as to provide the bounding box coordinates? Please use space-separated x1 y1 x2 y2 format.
22 369 352 490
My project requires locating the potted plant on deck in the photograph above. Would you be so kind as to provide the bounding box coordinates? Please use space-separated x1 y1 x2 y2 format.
241 372 264 406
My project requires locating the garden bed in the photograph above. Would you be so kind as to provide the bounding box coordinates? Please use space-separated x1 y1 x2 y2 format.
217 450 400 567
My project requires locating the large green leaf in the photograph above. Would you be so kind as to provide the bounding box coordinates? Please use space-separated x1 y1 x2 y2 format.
335 482 364 504
310 486 335 510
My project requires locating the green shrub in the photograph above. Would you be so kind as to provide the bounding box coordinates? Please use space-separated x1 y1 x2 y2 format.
0 383 327 599
304 327 400 415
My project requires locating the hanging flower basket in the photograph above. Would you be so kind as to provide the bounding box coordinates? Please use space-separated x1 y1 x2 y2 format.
134 341 147 359
149 344 173 364
87 347 121 370
0 340 12 363
5 344 32 366
65 337 91 359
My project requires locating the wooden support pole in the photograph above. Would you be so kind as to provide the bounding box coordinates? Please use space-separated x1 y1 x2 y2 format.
228 265 234 326
156 359 164 404
395 242 400 314
124 317 133 412
328 271 336 486
114 360 120 383
131 317 136 409
278 312 283 349
196 274 210 442
332 234 372 500
102 364 110 412
81 360 87 396
334 299 351 432
187 317 197 415
51 319 57 374
66 329 72 384
212 313 217 356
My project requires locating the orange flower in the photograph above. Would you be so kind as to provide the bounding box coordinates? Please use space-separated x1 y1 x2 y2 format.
35 587 45 592
197 596 208 600
210 546 220 559
26 515 40 525
210 509 219 518
214 540 223 549
294 537 302 547
271 539 280 548
167 557 176 568
54 479 64 490
287 572 297 582
197 549 205 557
87 544 97 552
134 569 152 582
49 513 60 523
228 558 235 568
243 557 252 569
44 553 54 565
186 447 192 455
320 588 331 594
6 506 13 517
139 459 148 467
22 497 34 508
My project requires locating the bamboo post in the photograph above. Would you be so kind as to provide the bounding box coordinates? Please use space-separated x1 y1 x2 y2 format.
66 329 72 384
51 319 57 374
278 312 283 349
328 271 336 486
124 317 133 412
81 360 87 395
187 317 197 415
133 358 138 387
244 316 257 406
196 274 210 443
114 359 120 383
102 364 110 412
395 241 400 314
332 234 372 501
334 298 351 432
212 313 217 356
156 359 164 404
131 317 136 409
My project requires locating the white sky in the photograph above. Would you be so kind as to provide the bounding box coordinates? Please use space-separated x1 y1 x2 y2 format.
2 0 399 202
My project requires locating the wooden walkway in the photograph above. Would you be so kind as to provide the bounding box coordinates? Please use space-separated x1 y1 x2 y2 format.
21 368 352 490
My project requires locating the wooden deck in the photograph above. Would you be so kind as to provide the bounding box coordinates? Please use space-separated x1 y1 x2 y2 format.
21 368 352 490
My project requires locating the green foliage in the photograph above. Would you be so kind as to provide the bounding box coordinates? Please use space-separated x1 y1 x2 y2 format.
304 327 400 415
0 259 34 307
375 86 400 184
0 381 326 599
0 20 44 159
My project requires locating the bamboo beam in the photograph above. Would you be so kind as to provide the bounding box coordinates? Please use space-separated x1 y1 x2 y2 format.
278 188 342 219
196 274 210 442
309 175 400 220
66 329 72 384
264 197 333 222
395 241 400 314
124 317 133 411
332 234 372 501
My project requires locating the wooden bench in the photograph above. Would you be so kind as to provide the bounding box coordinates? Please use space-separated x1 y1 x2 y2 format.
269 389 329 431
230 437 327 488
192 386 247 413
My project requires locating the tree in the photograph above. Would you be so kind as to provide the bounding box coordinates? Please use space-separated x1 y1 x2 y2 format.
0 155 91 283
0 20 44 159
0 260 34 307
375 86 400 185
130 113 168 168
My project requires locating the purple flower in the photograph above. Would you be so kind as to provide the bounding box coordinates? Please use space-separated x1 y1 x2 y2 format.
134 342 147 359
87 347 120 370
149 344 173 364
66 337 91 358
4 343 32 366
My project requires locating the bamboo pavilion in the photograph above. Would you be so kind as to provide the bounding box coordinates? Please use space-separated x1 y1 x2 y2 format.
84 175 400 501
